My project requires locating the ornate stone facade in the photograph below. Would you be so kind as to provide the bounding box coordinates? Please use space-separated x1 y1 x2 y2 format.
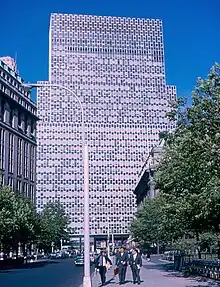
0 59 38 202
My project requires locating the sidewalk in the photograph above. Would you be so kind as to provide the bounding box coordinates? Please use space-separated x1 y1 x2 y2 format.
91 259 219 287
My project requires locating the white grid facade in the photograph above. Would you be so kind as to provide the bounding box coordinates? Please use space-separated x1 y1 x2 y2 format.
37 13 176 236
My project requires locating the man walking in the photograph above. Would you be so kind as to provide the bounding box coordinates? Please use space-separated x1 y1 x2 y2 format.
129 248 142 284
116 246 129 285
95 250 112 286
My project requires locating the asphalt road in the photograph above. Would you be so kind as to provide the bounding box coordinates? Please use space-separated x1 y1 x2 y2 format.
150 254 163 264
0 259 94 287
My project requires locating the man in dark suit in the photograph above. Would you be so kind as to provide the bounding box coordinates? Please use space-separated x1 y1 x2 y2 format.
129 248 142 284
95 250 112 286
116 246 129 285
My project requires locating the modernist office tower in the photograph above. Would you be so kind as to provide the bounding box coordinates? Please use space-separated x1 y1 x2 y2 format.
37 13 176 237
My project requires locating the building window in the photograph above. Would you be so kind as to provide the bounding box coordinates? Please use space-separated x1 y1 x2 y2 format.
0 128 5 170
30 184 35 202
17 138 23 176
8 133 14 173
30 145 35 181
24 142 29 178
17 180 22 193
0 173 4 186
8 176 13 188
18 112 21 127
9 107 13 127
23 182 28 197
0 100 5 122
24 116 28 134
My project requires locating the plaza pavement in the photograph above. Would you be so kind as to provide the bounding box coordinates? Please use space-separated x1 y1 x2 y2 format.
91 258 219 287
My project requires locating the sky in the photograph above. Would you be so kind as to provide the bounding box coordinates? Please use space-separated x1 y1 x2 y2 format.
1 0 220 102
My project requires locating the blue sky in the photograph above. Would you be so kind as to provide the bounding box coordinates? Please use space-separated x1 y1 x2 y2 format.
1 0 220 102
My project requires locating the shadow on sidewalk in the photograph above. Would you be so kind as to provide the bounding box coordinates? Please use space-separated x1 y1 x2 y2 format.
144 263 174 271
104 277 115 286
185 286 218 287
95 276 115 287
144 262 220 286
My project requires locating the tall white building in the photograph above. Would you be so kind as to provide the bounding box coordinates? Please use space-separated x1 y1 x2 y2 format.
37 13 176 237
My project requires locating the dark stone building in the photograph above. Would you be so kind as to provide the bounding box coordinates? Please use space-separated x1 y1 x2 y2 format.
0 58 38 203
134 139 166 206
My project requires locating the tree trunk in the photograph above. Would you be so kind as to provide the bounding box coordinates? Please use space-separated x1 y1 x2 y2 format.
157 240 160 254
15 242 19 259
217 232 220 259
195 231 201 259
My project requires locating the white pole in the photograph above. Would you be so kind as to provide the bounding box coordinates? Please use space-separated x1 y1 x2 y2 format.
112 233 114 252
107 221 110 256
60 239 63 251
83 144 91 287
21 83 91 287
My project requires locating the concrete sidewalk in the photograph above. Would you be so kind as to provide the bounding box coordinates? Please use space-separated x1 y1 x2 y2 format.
91 259 219 287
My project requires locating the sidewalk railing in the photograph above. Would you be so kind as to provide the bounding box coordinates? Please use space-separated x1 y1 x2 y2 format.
174 253 220 281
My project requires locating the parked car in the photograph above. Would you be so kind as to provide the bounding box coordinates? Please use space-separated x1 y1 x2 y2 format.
74 255 84 266
162 251 175 261
49 253 58 259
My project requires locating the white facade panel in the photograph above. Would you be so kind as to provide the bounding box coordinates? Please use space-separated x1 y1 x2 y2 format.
37 14 176 236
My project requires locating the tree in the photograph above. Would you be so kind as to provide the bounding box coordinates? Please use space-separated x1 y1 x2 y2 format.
0 187 38 256
131 64 220 256
0 187 18 244
130 197 163 248
38 202 69 252
0 188 71 256
156 63 220 256
130 194 192 251
11 195 39 256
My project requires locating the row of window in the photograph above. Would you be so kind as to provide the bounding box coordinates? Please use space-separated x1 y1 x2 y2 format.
0 81 36 116
52 18 162 28
0 173 35 202
0 99 36 137
0 67 29 98
52 13 162 24
0 128 36 181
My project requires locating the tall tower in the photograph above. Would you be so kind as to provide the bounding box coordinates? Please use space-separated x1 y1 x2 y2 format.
37 14 176 237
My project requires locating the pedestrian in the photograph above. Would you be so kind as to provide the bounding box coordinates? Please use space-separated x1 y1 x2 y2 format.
146 250 151 262
129 248 142 285
116 246 129 285
136 247 142 256
95 250 112 286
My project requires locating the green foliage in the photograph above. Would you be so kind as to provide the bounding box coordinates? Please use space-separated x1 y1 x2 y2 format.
0 187 70 253
38 202 69 250
0 187 18 241
131 63 220 254
0 187 38 254
130 196 163 244
157 63 220 233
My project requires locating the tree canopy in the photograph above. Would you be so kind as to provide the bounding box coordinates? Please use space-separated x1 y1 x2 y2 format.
0 187 69 255
39 202 69 251
130 63 220 256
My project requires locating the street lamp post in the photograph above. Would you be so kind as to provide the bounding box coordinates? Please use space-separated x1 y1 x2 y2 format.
107 220 110 256
22 83 91 287
107 220 115 257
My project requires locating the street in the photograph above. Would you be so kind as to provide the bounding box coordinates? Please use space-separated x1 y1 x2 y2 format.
0 255 218 287
0 259 94 287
